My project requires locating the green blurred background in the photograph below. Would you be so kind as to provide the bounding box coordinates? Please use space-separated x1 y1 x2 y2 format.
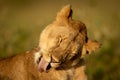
0 0 120 80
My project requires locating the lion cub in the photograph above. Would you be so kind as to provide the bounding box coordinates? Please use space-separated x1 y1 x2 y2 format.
0 5 101 80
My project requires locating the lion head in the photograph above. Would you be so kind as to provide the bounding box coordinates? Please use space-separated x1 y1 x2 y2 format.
34 5 101 72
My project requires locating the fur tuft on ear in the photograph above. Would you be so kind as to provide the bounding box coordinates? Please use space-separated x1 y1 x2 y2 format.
81 39 101 58
86 40 101 54
56 4 72 24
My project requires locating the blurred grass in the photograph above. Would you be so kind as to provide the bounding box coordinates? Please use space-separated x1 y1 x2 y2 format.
0 0 120 80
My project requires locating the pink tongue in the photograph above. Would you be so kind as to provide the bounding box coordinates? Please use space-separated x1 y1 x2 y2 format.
38 57 49 72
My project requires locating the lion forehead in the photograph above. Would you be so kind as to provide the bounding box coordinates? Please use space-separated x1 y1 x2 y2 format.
39 25 77 52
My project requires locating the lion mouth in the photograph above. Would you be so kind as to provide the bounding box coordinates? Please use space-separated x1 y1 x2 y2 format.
38 57 51 72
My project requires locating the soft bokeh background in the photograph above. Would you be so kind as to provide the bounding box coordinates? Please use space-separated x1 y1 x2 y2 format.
0 0 120 80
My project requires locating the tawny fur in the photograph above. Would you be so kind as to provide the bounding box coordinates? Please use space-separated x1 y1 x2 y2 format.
0 5 101 80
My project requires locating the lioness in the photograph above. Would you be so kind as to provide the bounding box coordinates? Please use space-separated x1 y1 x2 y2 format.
0 5 101 80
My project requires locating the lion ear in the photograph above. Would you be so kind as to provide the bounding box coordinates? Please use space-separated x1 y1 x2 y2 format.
56 4 72 24
85 39 101 54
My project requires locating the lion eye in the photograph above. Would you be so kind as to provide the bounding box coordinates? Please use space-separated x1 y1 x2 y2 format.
51 56 60 63
51 58 57 63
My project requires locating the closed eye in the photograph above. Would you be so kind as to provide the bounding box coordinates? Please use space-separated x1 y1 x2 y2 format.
51 56 60 63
